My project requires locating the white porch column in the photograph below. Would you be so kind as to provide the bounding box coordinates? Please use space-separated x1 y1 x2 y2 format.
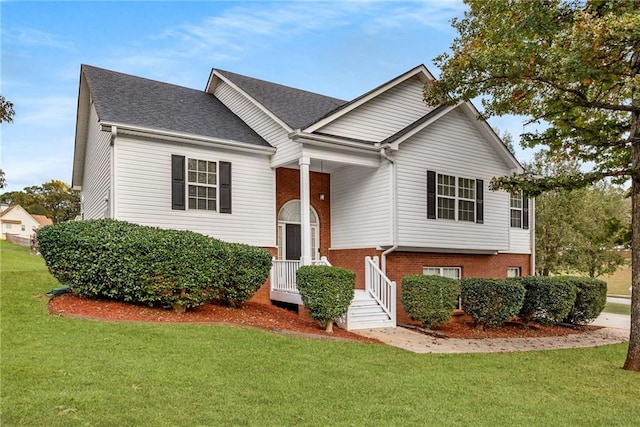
299 156 312 266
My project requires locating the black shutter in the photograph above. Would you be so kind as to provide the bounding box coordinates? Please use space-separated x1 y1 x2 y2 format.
476 179 484 224
171 155 185 210
219 161 232 214
427 170 436 219
522 196 529 230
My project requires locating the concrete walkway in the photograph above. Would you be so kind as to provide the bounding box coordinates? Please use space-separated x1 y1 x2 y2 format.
607 296 631 305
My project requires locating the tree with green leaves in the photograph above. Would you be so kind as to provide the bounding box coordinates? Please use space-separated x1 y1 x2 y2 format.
0 95 15 123
0 169 5 189
0 180 80 223
424 0 640 370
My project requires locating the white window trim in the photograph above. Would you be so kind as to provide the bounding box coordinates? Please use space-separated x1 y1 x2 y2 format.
507 267 521 278
436 173 476 222
187 158 218 211
510 192 523 228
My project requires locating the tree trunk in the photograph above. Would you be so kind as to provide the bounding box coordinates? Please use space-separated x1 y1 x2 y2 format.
325 319 334 333
623 71 640 370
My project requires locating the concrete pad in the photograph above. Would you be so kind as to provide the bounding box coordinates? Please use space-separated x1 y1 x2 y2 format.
593 312 631 330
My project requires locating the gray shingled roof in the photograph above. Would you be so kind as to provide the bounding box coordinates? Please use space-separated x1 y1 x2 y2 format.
82 65 270 148
215 69 347 130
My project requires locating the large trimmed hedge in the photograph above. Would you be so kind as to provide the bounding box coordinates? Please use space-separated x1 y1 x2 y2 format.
461 278 525 328
38 219 271 310
215 242 272 308
518 276 577 324
402 275 460 328
559 276 607 324
296 265 355 332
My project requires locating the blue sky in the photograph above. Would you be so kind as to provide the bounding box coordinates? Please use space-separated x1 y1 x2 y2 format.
1 0 535 192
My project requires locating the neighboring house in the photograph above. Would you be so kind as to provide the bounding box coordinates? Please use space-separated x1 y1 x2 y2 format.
72 64 533 329
0 205 53 240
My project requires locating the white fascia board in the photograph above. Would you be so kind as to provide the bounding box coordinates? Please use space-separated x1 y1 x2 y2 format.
72 72 90 188
207 70 293 133
99 122 276 155
304 65 434 133
290 130 380 153
388 104 459 150
376 245 501 255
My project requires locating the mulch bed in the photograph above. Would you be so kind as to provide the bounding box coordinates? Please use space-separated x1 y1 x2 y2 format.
48 293 596 342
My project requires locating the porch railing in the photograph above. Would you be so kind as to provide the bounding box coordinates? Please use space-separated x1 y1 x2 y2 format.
364 256 396 324
270 257 331 294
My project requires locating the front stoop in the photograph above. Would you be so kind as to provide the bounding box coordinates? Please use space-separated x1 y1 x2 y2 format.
338 290 396 330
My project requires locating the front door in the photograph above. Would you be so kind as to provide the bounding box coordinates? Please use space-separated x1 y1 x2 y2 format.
285 224 302 261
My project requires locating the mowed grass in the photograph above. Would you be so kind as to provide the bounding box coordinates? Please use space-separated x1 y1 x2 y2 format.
604 302 632 316
602 263 632 296
1 241 639 426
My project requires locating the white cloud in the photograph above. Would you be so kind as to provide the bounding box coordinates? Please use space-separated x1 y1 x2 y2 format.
2 28 74 50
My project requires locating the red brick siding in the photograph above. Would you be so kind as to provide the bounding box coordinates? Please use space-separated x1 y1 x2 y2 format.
327 249 531 324
275 167 331 258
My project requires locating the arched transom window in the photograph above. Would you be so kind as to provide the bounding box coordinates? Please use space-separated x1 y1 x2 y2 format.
278 200 318 224
277 200 319 260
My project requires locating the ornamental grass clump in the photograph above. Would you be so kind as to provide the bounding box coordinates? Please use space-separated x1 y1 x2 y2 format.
518 276 577 325
37 219 270 312
296 265 355 333
401 274 460 328
559 276 607 325
461 278 525 328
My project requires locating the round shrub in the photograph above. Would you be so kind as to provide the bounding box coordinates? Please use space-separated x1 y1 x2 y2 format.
296 265 355 332
215 242 272 307
560 276 607 324
519 276 577 324
38 219 230 310
402 274 460 328
461 278 525 328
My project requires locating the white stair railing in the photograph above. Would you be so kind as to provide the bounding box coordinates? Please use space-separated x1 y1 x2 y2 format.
270 257 331 294
271 258 301 293
364 256 396 325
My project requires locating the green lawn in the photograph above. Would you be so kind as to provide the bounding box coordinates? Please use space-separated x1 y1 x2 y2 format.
602 263 632 297
1 241 639 426
604 302 632 316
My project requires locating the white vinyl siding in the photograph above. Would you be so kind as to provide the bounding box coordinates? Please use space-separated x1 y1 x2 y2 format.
317 77 432 142
213 81 301 167
82 103 111 219
113 136 275 247
396 108 512 251
331 163 391 248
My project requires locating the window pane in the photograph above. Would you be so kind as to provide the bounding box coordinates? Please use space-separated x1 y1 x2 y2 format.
198 160 206 171
188 171 197 183
458 178 475 200
197 186 206 197
438 197 455 220
510 193 522 209
437 174 455 197
510 209 522 228
458 200 475 222
208 173 217 185
198 199 206 210
188 185 197 196
208 161 216 172
442 268 461 279
188 159 197 170
198 172 207 184
207 187 216 198
207 200 217 211
188 198 196 209
423 267 440 276
507 267 521 278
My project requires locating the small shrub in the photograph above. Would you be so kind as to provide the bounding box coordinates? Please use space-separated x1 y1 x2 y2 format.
560 276 607 324
402 275 460 328
215 243 272 307
38 219 228 310
296 265 355 333
519 276 577 324
461 278 525 328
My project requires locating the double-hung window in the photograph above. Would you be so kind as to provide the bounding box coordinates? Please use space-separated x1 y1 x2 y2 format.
171 155 232 213
428 170 482 223
510 192 529 229
187 159 217 211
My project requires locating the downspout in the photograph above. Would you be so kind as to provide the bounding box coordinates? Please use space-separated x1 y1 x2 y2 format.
380 146 398 274
109 126 117 219
530 197 536 276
